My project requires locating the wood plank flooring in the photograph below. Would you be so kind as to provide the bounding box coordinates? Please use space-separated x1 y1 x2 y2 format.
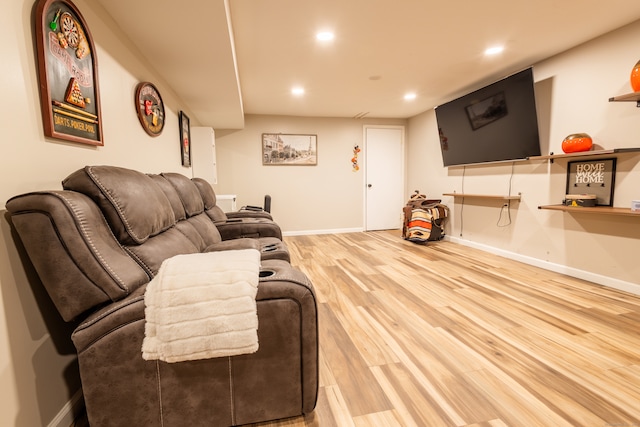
249 230 640 427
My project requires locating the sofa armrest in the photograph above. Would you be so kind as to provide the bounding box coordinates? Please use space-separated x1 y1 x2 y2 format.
226 210 274 220
215 219 283 240
204 239 261 252
6 190 149 321
71 261 318 426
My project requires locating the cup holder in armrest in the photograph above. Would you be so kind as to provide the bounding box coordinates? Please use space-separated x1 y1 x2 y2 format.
259 269 276 278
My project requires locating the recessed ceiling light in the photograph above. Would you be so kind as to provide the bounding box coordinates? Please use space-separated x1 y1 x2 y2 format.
404 93 417 101
316 31 334 41
485 46 504 56
292 87 305 96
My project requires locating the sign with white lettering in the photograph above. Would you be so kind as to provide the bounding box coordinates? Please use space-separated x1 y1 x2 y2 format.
35 0 103 145
566 158 616 206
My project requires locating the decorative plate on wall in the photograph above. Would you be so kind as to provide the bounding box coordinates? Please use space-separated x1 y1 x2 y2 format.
135 82 165 136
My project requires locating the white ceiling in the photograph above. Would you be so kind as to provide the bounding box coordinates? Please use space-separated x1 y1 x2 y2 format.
95 0 640 130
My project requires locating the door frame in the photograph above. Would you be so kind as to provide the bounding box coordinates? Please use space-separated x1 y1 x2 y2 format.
363 124 406 231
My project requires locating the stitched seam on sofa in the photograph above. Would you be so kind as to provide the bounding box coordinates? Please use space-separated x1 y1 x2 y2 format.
87 167 146 243
75 317 145 355
156 360 164 427
76 295 146 330
228 356 236 426
122 246 154 278
58 192 131 293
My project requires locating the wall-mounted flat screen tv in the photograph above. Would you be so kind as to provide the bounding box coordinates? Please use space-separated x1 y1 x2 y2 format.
435 67 541 167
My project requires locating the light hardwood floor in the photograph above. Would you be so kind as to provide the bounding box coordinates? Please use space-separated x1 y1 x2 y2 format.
249 230 640 427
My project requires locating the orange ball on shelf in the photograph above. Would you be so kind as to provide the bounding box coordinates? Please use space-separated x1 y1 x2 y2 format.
562 133 593 154
631 60 640 92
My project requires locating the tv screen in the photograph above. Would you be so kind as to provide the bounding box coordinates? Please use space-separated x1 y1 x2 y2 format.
435 68 541 167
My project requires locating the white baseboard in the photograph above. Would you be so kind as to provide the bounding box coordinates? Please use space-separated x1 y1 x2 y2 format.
48 389 83 427
446 235 640 296
283 227 364 236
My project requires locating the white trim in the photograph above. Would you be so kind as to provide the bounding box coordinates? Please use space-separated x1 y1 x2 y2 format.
446 235 640 296
283 227 364 237
47 389 84 427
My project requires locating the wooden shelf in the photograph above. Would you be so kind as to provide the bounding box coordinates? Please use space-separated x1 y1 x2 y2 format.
443 193 521 201
528 147 640 161
538 204 640 217
609 91 640 106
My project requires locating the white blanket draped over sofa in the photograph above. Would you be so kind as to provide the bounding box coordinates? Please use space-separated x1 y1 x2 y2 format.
142 249 261 363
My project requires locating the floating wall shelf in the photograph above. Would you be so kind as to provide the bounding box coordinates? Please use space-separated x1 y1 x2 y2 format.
528 148 640 162
609 91 640 107
538 204 640 217
443 193 521 201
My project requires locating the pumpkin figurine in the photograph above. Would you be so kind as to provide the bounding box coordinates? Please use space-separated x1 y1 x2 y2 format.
562 133 593 154
631 59 640 92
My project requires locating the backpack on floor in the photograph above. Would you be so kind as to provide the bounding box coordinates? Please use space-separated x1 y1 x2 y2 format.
402 191 449 244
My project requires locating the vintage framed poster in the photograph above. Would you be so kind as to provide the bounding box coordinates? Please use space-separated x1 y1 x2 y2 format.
262 133 317 165
179 111 191 167
566 158 616 206
135 82 165 137
35 0 103 145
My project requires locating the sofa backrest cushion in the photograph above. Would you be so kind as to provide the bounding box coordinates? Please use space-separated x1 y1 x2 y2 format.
191 177 228 222
148 174 187 221
161 173 205 218
191 177 217 209
63 166 176 245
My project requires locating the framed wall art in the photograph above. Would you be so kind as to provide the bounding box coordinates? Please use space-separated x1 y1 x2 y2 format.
262 133 317 165
35 0 103 145
566 158 616 206
135 82 165 137
179 111 191 167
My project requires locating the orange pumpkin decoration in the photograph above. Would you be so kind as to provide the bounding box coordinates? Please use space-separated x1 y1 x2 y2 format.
631 60 640 92
562 133 593 153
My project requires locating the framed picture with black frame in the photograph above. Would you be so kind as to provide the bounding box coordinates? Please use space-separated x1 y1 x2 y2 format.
566 158 616 206
179 111 191 167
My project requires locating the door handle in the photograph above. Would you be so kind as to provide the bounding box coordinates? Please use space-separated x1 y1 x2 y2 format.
367 184 372 188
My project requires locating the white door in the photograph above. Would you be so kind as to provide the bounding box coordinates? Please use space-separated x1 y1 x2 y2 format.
365 126 404 231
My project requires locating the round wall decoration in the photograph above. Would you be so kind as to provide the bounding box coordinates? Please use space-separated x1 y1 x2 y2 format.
135 82 165 136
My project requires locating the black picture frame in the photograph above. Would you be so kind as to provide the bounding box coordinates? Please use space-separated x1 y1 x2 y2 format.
566 158 616 206
179 111 191 167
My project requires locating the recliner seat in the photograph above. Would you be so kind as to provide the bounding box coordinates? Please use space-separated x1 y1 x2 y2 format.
6 165 318 426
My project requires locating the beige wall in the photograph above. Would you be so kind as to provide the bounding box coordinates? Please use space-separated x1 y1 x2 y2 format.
214 115 406 233
406 20 640 293
1 0 196 425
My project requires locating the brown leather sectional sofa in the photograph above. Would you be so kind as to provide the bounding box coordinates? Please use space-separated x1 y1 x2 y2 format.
6 165 318 426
